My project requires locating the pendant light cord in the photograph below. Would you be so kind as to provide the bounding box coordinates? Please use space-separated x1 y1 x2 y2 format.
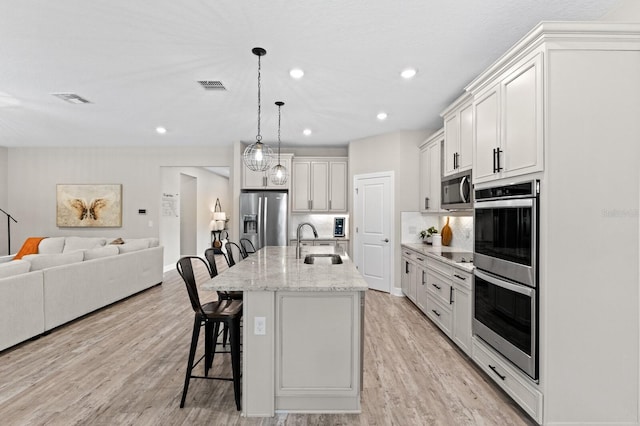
256 54 262 142
277 103 281 163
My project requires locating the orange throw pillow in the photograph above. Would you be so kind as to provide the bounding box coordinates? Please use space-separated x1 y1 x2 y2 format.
14 237 47 260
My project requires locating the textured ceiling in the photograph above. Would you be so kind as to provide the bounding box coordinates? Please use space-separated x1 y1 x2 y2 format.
0 0 621 148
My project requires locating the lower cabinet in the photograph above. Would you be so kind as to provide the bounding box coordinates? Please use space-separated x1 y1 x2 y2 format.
472 338 543 423
290 239 349 256
400 246 473 357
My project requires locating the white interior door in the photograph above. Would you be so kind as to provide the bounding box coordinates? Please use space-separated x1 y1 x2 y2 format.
354 172 393 293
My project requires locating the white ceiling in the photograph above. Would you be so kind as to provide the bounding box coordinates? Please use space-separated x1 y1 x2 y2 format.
0 0 621 148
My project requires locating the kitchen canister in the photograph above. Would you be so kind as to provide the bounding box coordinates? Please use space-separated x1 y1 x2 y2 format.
432 234 442 247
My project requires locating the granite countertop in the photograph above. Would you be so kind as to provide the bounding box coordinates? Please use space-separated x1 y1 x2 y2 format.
401 243 475 273
201 246 367 292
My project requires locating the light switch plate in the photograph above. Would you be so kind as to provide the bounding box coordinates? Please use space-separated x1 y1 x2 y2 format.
254 316 266 335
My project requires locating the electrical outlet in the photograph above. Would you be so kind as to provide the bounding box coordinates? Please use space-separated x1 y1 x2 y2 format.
254 316 266 335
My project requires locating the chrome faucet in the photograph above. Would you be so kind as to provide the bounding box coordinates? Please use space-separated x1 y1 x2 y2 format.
296 222 318 259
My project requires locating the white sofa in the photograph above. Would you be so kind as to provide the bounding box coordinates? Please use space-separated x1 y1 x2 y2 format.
0 237 164 352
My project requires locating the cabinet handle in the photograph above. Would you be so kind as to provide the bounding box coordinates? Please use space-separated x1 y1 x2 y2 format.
431 309 441 317
453 274 466 281
425 197 429 210
492 147 504 173
489 365 506 381
416 257 424 261
432 283 441 290
422 271 425 285
405 261 409 274
449 287 454 304
263 175 267 187
492 148 497 173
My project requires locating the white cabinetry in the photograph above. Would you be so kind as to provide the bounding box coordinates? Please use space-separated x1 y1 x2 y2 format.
441 94 473 176
400 246 474 356
292 157 347 212
472 338 542 423
472 52 543 184
419 130 443 213
243 154 293 189
451 268 472 355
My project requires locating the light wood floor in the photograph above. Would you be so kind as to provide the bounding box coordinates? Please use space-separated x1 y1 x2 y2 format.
0 256 535 425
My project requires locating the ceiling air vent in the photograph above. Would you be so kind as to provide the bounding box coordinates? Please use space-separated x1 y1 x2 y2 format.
51 93 91 104
197 80 226 91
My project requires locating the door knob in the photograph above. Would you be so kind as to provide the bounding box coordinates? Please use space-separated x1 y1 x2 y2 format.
381 238 389 243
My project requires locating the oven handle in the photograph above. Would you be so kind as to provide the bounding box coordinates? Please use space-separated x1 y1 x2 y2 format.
474 269 535 297
473 198 534 209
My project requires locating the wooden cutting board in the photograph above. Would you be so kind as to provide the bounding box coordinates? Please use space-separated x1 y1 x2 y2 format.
441 217 452 246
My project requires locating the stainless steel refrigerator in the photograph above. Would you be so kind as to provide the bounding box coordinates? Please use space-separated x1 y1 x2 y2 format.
239 191 288 250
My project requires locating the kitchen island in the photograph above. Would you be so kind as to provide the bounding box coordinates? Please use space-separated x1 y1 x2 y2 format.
202 245 367 417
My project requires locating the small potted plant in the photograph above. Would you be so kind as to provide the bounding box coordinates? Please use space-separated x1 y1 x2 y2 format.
419 226 439 244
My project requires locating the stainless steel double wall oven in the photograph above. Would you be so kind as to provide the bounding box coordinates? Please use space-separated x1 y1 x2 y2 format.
473 180 540 380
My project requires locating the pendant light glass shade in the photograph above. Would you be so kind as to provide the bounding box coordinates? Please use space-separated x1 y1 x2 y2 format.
269 101 289 185
243 47 274 172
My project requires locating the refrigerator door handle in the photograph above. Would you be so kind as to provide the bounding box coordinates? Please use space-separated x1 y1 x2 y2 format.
263 196 268 246
258 196 263 249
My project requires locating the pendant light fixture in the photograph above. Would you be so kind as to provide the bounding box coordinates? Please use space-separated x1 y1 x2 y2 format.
243 47 274 172
269 101 289 185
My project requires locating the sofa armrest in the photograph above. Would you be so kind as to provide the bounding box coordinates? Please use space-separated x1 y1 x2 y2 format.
0 254 16 264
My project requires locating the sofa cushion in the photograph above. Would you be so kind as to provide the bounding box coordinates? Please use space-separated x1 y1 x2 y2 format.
0 259 31 279
38 237 66 254
122 238 152 248
23 252 84 271
118 241 149 254
63 237 107 253
83 245 119 261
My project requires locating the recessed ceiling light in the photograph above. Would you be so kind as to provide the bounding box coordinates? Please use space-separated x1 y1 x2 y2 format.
377 112 388 120
303 128 312 136
156 127 167 134
290 68 304 79
400 68 417 79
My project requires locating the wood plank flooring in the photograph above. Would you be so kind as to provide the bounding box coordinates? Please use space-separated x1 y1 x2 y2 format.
0 255 535 425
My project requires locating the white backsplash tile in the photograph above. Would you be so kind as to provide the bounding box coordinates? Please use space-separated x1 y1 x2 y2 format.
401 212 439 243
439 215 473 251
290 214 349 240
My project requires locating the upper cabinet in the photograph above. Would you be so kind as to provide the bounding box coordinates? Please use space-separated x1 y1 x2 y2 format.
243 154 293 190
292 157 347 212
419 129 443 213
441 94 473 176
471 52 543 184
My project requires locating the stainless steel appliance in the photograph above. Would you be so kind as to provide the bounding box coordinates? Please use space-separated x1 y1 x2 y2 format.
441 171 472 210
473 180 539 380
239 191 288 250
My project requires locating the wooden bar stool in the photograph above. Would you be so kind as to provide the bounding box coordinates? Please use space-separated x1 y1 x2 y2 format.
176 256 242 410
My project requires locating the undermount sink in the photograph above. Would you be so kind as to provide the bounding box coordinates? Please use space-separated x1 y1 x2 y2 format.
303 254 343 265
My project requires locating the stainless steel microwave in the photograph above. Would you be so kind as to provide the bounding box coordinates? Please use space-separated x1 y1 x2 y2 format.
441 171 472 210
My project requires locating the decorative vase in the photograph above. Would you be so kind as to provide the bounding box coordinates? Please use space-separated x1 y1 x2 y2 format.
441 217 452 246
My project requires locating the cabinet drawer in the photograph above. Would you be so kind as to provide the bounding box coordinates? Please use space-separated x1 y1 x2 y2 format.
452 267 473 291
425 269 453 305
402 249 417 262
426 297 452 336
426 256 453 277
314 240 336 247
472 338 542 423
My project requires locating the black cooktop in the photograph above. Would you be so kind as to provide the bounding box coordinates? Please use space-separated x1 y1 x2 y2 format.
439 251 473 263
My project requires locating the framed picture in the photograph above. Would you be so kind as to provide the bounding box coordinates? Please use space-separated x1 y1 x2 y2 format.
56 184 122 227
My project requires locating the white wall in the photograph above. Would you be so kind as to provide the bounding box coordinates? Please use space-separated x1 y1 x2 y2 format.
160 166 230 268
6 146 234 256
348 129 431 292
0 147 8 255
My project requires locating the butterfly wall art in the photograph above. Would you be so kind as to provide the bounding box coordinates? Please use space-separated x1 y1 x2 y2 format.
56 184 122 227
